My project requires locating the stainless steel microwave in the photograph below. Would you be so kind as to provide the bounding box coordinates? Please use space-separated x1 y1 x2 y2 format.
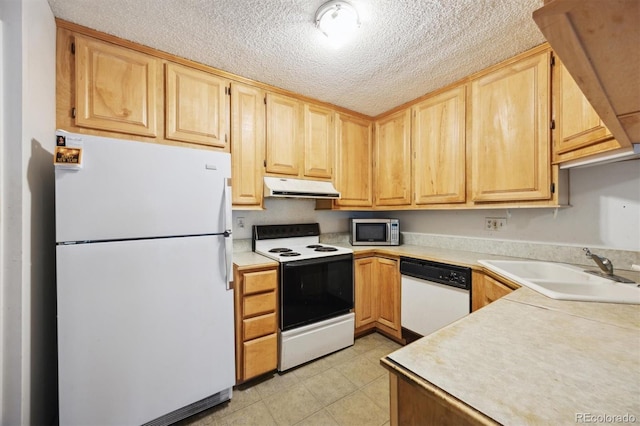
349 218 400 246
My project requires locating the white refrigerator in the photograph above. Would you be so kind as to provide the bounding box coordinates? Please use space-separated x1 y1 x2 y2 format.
55 131 235 425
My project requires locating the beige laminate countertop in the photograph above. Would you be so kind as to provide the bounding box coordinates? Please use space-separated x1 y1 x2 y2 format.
383 287 640 424
232 251 278 269
334 243 513 269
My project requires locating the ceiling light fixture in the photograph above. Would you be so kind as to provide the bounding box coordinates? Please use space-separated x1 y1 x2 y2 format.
315 0 360 45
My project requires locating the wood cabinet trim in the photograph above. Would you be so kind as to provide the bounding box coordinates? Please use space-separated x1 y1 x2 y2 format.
56 18 372 121
373 43 551 121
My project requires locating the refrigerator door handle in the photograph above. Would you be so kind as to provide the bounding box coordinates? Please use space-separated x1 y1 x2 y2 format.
224 178 233 290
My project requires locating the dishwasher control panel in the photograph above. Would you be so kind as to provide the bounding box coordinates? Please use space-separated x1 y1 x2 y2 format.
400 257 471 290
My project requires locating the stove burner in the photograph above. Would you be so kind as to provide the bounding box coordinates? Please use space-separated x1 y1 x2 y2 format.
280 252 301 257
269 248 292 253
306 245 324 249
315 246 338 252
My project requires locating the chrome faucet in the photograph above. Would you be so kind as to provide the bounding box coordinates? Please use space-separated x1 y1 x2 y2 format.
583 248 614 276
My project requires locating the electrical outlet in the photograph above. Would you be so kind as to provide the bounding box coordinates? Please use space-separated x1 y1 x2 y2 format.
236 217 245 229
485 217 507 231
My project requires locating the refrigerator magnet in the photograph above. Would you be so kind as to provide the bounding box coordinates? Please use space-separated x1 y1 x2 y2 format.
54 146 83 169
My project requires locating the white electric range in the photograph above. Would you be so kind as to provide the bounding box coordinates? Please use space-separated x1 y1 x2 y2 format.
252 223 355 371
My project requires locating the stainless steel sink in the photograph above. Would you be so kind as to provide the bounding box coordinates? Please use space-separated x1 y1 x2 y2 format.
478 260 640 304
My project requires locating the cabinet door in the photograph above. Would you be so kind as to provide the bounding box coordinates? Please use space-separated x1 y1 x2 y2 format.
471 273 513 311
304 103 335 179
231 83 265 207
553 58 621 163
354 257 377 328
375 110 412 206
412 86 466 205
470 51 551 202
74 35 158 137
266 93 301 176
334 114 373 207
376 257 401 334
165 62 228 148
243 334 278 380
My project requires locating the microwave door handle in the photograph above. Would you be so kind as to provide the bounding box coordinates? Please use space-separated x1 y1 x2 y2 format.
387 222 391 243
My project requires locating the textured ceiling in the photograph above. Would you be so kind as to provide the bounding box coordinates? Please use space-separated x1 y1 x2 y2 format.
47 0 546 117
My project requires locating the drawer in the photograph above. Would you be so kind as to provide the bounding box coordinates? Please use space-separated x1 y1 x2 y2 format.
243 312 277 341
243 291 276 317
243 333 277 379
244 269 277 295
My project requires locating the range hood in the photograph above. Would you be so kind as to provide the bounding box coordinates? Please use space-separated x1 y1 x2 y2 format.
264 176 341 199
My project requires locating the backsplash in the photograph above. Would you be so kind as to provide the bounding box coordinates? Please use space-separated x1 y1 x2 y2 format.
234 232 639 272
402 232 639 271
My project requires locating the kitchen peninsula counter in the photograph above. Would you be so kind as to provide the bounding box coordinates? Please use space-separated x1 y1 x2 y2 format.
381 286 640 425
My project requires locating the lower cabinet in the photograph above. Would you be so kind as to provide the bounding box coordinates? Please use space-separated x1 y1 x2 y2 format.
387 372 495 426
233 264 278 383
471 271 516 311
354 256 401 339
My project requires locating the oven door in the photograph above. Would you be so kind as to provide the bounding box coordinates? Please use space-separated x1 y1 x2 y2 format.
280 254 354 331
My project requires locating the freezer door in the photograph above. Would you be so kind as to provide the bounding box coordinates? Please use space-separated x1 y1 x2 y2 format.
56 235 235 426
55 132 231 242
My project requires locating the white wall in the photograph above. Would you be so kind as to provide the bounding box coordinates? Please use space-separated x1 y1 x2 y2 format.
1 0 56 424
232 198 371 240
390 159 640 251
233 159 640 253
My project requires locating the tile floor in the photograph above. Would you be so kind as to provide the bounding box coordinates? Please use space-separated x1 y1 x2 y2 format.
178 332 403 426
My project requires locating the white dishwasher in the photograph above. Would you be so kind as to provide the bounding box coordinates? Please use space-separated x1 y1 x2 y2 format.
400 257 471 338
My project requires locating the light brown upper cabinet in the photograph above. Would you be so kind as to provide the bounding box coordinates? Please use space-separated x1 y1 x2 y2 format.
534 0 639 148
303 103 335 179
165 62 229 148
265 93 301 176
265 93 335 180
412 85 466 205
73 34 159 137
231 82 265 208
374 109 412 207
552 57 621 163
334 114 373 208
469 50 551 203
